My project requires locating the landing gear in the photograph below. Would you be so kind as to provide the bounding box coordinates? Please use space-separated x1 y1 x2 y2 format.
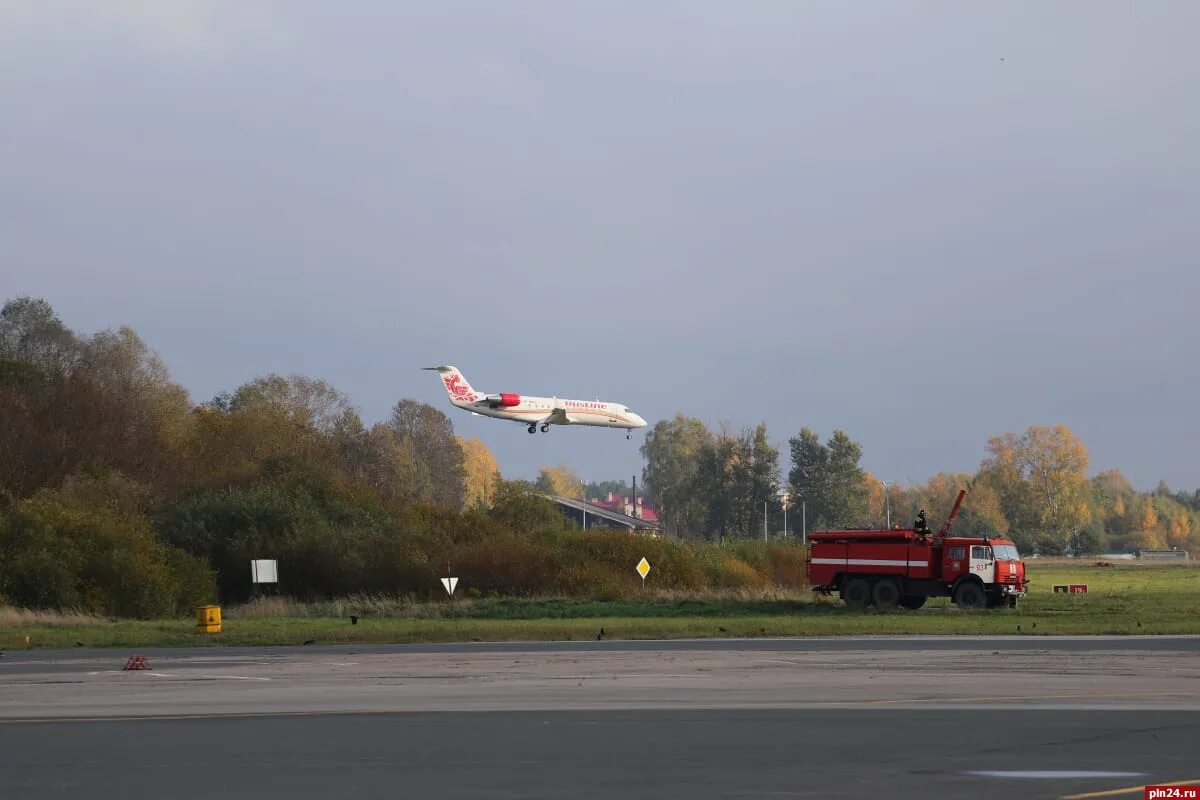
626 432 632 440
527 425 536 434
540 424 550 433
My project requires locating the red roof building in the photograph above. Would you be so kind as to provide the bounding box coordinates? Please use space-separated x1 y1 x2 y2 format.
587 492 658 522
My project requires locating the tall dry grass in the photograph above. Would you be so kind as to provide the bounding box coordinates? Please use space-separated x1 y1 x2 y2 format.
0 606 106 628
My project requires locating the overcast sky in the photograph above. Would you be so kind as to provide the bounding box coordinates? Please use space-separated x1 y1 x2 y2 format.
3 2 1197 491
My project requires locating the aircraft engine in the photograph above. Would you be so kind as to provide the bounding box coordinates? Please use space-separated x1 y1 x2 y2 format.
486 393 521 407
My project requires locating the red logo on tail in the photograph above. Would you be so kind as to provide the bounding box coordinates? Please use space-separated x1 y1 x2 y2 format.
442 373 477 402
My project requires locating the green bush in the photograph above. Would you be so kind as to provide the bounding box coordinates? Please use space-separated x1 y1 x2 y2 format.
0 492 217 617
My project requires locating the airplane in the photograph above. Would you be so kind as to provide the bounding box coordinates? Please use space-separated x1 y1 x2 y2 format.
424 365 648 439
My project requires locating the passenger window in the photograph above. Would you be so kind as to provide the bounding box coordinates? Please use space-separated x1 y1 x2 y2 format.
948 546 965 560
972 546 992 561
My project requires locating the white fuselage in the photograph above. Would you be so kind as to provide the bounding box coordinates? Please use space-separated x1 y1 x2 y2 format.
456 394 643 429
427 365 647 433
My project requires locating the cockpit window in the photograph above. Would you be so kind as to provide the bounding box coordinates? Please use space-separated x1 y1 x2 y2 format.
992 544 1020 561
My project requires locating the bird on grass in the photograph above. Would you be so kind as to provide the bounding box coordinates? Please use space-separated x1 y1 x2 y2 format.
718 627 727 633
303 639 315 646
596 627 605 641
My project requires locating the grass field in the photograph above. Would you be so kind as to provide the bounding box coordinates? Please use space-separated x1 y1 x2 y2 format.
2 562 1197 650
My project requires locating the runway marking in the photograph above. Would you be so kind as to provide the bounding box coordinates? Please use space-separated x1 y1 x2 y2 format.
146 672 271 681
1062 778 1200 799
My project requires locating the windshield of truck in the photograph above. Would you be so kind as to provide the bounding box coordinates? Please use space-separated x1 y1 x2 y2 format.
992 544 1020 561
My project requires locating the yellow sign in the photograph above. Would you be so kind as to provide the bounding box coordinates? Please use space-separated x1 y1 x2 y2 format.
636 557 651 580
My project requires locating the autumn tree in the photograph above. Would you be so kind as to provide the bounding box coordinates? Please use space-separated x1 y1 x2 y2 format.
459 437 500 508
332 411 424 505
535 463 583 499
979 425 1090 554
224 374 357 434
901 474 1009 537
0 298 191 498
388 399 466 509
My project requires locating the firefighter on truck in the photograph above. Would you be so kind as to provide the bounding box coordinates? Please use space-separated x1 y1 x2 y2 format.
806 490 1029 610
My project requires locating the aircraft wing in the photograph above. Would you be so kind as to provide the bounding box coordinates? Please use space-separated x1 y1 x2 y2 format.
538 408 574 426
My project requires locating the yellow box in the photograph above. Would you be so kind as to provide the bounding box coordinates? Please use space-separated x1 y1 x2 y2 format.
195 605 221 634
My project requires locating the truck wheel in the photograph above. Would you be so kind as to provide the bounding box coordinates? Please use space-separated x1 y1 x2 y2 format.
872 578 901 609
953 581 987 610
841 577 872 609
899 595 927 610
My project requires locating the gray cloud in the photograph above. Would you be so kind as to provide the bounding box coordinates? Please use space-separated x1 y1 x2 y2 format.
2 1 1197 489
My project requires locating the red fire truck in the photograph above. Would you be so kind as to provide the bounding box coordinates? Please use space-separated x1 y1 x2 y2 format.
807 490 1028 609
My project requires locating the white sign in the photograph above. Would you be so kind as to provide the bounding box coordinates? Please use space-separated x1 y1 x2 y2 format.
636 557 651 580
440 577 459 596
251 559 278 584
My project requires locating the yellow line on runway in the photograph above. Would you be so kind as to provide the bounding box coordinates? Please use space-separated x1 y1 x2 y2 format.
1062 778 1200 799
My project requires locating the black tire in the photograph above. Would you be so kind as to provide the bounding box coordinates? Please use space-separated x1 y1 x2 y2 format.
953 581 987 609
527 425 537 434
899 595 927 610
872 578 902 609
842 577 872 609
540 424 550 433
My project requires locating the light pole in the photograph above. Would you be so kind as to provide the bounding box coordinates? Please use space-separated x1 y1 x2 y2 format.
880 479 891 529
581 480 587 530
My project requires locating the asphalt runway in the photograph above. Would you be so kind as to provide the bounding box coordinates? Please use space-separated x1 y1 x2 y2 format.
2 637 1198 799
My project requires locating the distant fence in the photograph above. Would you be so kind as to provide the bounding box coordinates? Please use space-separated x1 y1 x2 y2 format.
1136 550 1189 560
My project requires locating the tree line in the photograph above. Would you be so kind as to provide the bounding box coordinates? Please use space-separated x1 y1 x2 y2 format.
640 415 1200 556
0 297 807 616
0 297 506 614
3 297 1196 617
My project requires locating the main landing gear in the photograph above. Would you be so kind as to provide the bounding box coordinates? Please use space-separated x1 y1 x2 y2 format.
528 424 551 434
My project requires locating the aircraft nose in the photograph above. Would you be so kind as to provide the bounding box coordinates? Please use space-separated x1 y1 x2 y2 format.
632 413 648 428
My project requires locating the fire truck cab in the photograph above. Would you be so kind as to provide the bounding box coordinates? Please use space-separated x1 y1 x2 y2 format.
807 490 1029 610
